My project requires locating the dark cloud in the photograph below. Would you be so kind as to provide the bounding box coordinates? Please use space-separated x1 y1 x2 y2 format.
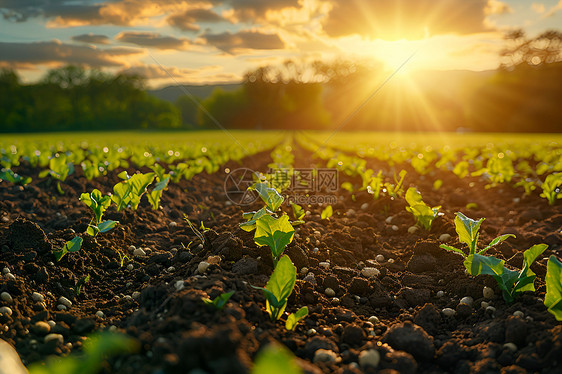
0 40 141 68
115 32 190 50
118 64 195 79
224 0 300 20
167 8 225 32
201 30 285 53
0 0 103 22
323 0 493 40
71 33 111 44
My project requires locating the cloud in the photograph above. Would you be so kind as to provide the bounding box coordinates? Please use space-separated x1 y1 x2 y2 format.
72 33 111 44
545 0 562 17
118 63 240 84
223 0 301 21
118 64 197 79
201 30 285 53
485 0 513 15
115 32 190 50
531 3 545 14
322 0 495 40
0 40 142 68
167 7 226 32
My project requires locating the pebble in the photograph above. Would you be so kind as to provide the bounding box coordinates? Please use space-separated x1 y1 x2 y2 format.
486 306 496 314
44 333 63 345
169 221 177 227
375 254 385 262
331 298 340 305
385 216 393 224
504 342 517 352
391 225 399 231
346 209 356 217
307 328 316 336
2 267 10 274
359 349 380 368
174 280 185 291
368 316 380 324
460 296 473 306
33 321 51 334
300 267 309 275
312 247 319 254
167 266 176 272
408 226 418 234
133 247 146 256
388 258 395 264
319 261 330 270
58 296 72 308
5 273 15 281
483 286 494 299
436 291 444 298
132 291 141 299
1 292 13 303
0 306 13 316
439 233 451 242
1 216 9 223
325 288 336 297
360 203 369 210
32 292 45 303
361 267 380 277
197 261 210 273
513 310 524 318
95 311 105 319
481 301 490 309
57 305 67 311
442 308 456 317
47 320 56 328
512 197 520 204
303 273 316 285
313 349 338 364
126 264 134 271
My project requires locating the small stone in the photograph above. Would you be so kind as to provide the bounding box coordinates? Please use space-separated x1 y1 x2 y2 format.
436 291 444 298
95 311 105 319
442 308 456 317
4 273 15 281
57 304 67 311
504 343 517 352
1 216 9 223
1 292 13 303
512 198 520 204
307 328 316 336
174 280 185 291
300 267 309 275
32 321 51 334
385 216 393 224
359 349 380 368
126 264 134 271
483 286 494 299
197 261 210 273
133 247 146 256
439 233 451 242
44 333 63 345
58 296 72 308
313 349 338 364
32 292 45 303
388 258 395 264
47 320 56 328
513 311 524 318
312 247 319 254
167 266 176 272
331 298 340 305
128 245 136 252
303 273 316 285
486 306 496 314
368 316 380 324
325 288 336 297
2 267 10 274
408 226 418 234
361 203 369 210
132 291 141 299
169 221 177 227
481 301 490 309
460 296 473 306
391 225 399 231
346 209 356 217
0 306 13 316
375 254 385 262
361 267 380 278
319 261 330 270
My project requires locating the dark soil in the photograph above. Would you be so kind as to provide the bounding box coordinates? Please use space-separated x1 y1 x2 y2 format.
1 142 561 374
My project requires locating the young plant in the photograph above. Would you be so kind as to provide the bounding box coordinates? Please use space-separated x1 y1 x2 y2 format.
321 205 333 220
39 155 74 194
251 343 303 374
111 172 155 211
252 255 297 321
86 220 118 238
202 291 235 310
147 176 170 210
290 202 305 225
540 173 562 205
545 255 562 321
75 274 90 296
285 306 309 331
240 182 284 232
80 189 118 237
54 236 83 262
439 212 515 276
254 215 295 266
384 170 407 198
0 168 32 185
405 187 441 230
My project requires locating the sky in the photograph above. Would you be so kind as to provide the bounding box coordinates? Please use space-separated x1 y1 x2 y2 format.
1 0 561 88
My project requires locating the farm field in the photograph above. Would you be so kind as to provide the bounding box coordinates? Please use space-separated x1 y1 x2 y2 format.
1 130 562 374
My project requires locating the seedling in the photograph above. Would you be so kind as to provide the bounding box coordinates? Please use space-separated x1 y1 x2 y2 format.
183 215 206 245
251 343 303 374
80 189 111 224
252 255 297 321
111 171 155 211
54 236 83 262
321 205 333 220
254 215 295 266
39 155 74 194
290 202 305 225
439 212 514 276
384 170 407 198
0 168 31 185
285 306 309 331
540 173 562 205
75 274 90 296
545 255 562 321
86 219 118 238
202 291 235 310
147 176 170 210
240 182 284 232
405 187 441 230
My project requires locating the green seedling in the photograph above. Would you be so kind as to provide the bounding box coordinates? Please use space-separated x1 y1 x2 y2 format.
147 176 170 210
39 155 75 194
0 168 32 185
75 274 90 296
111 171 155 211
545 255 562 321
514 179 537 196
28 332 138 374
321 205 333 220
183 215 206 245
86 219 118 238
118 251 131 268
240 182 285 232
80 189 111 224
254 215 295 266
439 212 514 276
252 255 297 321
341 182 354 193
285 306 309 331
384 169 407 198
202 291 235 310
251 343 303 374
540 173 562 205
290 202 305 222
405 187 441 230
54 236 83 262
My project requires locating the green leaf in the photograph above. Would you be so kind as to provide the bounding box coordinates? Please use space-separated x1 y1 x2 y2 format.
240 207 269 232
545 256 562 321
203 291 234 310
251 343 303 374
465 253 504 277
285 306 309 331
405 187 423 206
259 255 297 320
86 224 99 237
253 183 284 212
54 236 83 262
517 244 548 293
321 205 333 220
254 215 295 262
98 220 118 233
478 234 516 254
290 202 305 220
454 212 484 254
439 244 467 258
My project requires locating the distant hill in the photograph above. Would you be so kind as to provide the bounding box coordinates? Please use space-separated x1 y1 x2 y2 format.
148 83 241 102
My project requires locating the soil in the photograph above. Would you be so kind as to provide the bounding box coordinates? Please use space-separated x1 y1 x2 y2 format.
1 141 561 374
